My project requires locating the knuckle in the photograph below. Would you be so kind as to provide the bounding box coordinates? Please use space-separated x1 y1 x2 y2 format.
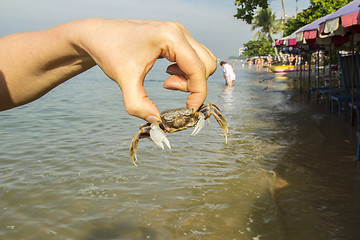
124 101 142 117
158 22 184 60
161 22 184 41
207 59 218 76
166 21 184 31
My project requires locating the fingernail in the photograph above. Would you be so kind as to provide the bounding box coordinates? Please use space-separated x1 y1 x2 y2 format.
145 115 160 123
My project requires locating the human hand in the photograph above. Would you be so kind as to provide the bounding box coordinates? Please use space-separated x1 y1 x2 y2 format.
78 18 217 123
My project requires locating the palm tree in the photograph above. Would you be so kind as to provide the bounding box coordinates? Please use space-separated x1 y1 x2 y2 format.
281 0 287 23
251 8 283 59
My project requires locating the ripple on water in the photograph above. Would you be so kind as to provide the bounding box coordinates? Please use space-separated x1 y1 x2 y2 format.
2 65 360 239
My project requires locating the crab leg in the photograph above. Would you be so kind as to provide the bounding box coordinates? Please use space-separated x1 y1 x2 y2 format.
129 126 150 166
150 122 171 150
209 102 221 112
209 103 228 131
203 103 228 144
191 112 205 136
212 109 228 144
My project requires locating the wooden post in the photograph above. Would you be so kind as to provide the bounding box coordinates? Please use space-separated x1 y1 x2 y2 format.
328 44 332 108
308 51 312 91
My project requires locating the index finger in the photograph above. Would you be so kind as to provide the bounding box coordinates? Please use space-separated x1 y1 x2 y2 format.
176 45 207 110
160 24 216 110
175 24 217 78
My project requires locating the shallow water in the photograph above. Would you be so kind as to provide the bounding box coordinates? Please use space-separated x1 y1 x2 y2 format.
1 60 360 240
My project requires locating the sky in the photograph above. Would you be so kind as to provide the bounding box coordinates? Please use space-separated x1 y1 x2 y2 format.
0 0 310 59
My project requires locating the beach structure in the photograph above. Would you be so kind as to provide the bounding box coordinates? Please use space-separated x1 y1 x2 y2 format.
275 0 360 159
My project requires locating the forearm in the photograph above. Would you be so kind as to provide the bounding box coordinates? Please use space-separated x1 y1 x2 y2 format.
0 20 96 110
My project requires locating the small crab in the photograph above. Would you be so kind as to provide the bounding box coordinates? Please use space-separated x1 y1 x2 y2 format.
129 102 228 166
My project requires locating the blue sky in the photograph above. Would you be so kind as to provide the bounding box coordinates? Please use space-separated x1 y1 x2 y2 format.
0 0 310 59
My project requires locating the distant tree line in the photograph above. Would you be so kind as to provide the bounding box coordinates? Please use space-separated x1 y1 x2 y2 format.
243 39 274 58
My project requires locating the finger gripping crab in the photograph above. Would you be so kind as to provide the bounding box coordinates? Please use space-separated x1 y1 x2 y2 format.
129 102 228 166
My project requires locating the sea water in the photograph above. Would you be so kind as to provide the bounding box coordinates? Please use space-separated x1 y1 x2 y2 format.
1 59 360 239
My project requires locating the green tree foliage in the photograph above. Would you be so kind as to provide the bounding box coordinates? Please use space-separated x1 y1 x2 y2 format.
251 8 282 43
234 0 268 24
284 0 353 36
243 39 274 58
251 8 282 58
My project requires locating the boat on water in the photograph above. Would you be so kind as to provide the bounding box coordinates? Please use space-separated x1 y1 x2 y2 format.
268 65 309 73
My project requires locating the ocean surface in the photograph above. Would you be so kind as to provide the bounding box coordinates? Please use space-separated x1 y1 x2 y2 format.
1 60 360 240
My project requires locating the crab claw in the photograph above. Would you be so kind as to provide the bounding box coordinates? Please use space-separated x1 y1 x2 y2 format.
191 112 205 136
150 122 171 150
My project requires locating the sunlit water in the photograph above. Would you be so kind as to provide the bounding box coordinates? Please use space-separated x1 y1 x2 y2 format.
1 60 360 240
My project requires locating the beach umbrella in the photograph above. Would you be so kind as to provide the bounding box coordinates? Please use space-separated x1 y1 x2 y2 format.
290 17 330 97
295 16 329 47
276 31 298 47
283 32 298 46
318 0 360 46
316 1 360 120
275 24 313 48
275 39 284 47
293 0 360 47
319 0 360 36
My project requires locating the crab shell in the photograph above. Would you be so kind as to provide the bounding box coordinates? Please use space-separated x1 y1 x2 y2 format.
159 108 199 132
129 102 228 166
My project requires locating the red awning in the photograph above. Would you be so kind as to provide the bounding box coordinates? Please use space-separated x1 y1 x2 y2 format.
288 38 297 46
304 30 318 40
341 11 359 28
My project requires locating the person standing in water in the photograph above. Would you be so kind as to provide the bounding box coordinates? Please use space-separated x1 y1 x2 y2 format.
220 61 235 86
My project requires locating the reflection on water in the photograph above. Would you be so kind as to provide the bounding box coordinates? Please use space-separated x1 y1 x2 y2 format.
221 86 234 112
1 61 360 239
